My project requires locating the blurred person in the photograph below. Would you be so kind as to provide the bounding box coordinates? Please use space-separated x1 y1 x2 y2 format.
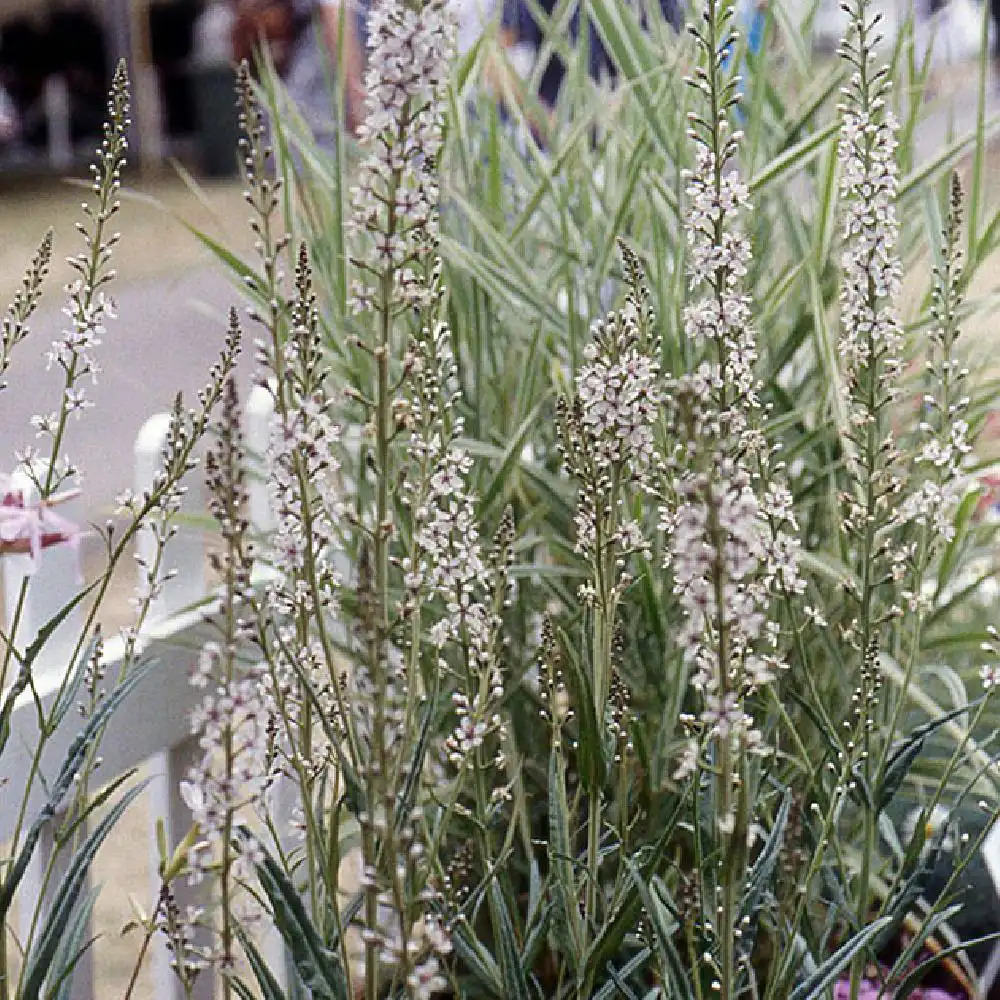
46 2 108 142
0 16 46 150
233 0 299 74
450 0 498 55
0 5 107 154
486 0 682 145
194 0 238 65
497 0 683 110
234 0 367 151
192 1 242 175
0 82 18 145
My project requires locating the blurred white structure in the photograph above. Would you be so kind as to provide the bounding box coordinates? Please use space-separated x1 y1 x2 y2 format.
0 387 281 1000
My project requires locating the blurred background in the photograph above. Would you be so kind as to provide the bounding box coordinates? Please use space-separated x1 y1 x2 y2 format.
0 0 258 522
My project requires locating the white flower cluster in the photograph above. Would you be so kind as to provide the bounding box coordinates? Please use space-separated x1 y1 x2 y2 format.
669 467 763 665
981 627 1000 693
41 291 116 418
263 250 346 620
348 812 451 998
182 644 273 887
257 315 348 791
413 447 485 618
576 302 661 471
658 5 803 784
663 443 800 760
349 0 456 311
28 64 129 492
405 914 452 1000
898 177 970 549
837 90 903 380
266 382 344 615
153 889 209 986
561 293 660 568
400 314 488 649
444 667 504 767
398 306 509 782
900 475 964 543
683 143 758 411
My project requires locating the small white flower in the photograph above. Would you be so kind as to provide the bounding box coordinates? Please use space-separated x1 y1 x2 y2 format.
982 663 1000 690
179 780 206 818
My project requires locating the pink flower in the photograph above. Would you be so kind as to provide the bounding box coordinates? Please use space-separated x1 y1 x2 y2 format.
0 480 81 567
833 976 967 999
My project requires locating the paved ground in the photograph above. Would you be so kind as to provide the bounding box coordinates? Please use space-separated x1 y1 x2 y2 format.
0 174 257 523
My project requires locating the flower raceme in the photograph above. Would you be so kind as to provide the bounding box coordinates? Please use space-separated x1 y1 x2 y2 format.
349 0 456 312
659 0 801 738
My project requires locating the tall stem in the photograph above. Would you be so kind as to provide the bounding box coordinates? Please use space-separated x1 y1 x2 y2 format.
847 18 886 995
364 103 402 1000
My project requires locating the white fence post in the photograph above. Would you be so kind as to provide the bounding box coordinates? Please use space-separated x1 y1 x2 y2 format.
245 384 295 989
3 471 92 1000
245 383 275 539
135 414 215 1000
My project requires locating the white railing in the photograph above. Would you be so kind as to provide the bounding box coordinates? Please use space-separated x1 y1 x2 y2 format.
1 385 280 1000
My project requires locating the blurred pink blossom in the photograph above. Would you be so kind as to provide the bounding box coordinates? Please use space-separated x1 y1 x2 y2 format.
832 977 966 999
0 479 81 567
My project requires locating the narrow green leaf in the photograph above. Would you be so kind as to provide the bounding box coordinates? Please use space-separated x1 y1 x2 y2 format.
185 225 258 286
548 744 584 969
478 401 548 519
899 114 1000 201
21 781 148 1000
0 590 96 756
520 898 552 975
623 863 693 1000
788 916 893 1000
740 788 792 949
877 701 983 813
394 678 438 832
47 885 99 1000
749 122 838 193
582 793 685 984
449 915 504 996
893 932 1000 1000
490 881 531 1000
0 658 159 923
591 947 653 1000
236 923 289 1000
251 836 349 1000
935 489 981 595
587 0 681 163
797 549 860 594
556 624 606 794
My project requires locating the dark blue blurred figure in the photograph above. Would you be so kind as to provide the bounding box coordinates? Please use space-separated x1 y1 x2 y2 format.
993 0 1000 63
499 0 683 108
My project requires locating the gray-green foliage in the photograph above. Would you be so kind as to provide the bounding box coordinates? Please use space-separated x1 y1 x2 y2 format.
166 1 1000 998
235 3 1000 777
